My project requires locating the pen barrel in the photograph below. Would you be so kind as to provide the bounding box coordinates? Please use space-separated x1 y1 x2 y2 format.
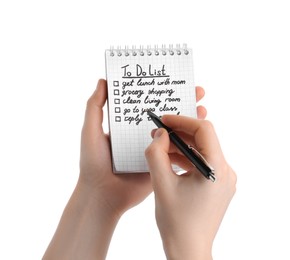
169 132 212 179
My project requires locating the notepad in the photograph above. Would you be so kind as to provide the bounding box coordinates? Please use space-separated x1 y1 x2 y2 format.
105 45 196 173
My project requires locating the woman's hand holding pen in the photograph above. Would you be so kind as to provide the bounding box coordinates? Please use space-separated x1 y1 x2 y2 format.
145 116 237 260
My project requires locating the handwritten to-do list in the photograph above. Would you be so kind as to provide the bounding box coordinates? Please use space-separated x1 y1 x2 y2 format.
105 46 196 172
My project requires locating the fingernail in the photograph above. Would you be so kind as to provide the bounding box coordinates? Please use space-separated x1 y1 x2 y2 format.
154 128 164 139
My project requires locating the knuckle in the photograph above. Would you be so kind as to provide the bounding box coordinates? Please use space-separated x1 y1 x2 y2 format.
145 143 159 158
202 120 215 131
231 169 237 185
226 166 237 194
218 164 237 193
230 170 237 192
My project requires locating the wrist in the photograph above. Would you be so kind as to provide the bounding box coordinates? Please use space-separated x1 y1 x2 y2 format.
43 182 121 260
164 246 212 260
77 177 124 220
161 234 213 260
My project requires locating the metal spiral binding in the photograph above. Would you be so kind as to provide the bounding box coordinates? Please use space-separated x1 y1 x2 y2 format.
108 44 189 57
161 44 167 56
140 45 144 56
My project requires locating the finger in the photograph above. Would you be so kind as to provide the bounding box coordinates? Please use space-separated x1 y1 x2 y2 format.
82 79 107 141
154 137 208 180
195 86 205 102
169 153 195 171
162 115 207 136
145 128 175 194
151 129 200 155
197 105 207 119
162 115 224 160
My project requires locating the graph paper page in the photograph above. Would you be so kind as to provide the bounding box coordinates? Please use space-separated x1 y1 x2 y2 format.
105 47 196 173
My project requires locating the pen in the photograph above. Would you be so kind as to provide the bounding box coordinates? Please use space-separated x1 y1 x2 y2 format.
147 111 216 182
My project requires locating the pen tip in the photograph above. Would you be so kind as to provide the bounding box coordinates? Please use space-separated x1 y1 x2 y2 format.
147 110 155 117
209 174 216 183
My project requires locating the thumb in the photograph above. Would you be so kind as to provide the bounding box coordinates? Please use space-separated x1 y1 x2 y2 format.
82 79 107 141
145 128 175 193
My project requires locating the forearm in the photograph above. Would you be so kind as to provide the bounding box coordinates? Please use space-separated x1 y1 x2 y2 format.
43 182 120 260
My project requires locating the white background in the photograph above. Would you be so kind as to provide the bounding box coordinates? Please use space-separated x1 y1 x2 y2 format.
0 0 289 259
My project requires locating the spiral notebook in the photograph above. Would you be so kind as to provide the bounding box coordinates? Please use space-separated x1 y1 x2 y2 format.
105 44 196 173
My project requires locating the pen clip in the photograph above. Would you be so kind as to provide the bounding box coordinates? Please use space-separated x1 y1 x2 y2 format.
188 145 215 173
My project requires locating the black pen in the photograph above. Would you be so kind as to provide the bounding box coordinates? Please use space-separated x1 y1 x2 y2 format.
147 111 216 182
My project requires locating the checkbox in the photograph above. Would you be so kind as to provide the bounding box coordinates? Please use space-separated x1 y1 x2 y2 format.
114 99 120 104
115 116 121 122
113 81 119 87
114 89 120 95
115 107 121 113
